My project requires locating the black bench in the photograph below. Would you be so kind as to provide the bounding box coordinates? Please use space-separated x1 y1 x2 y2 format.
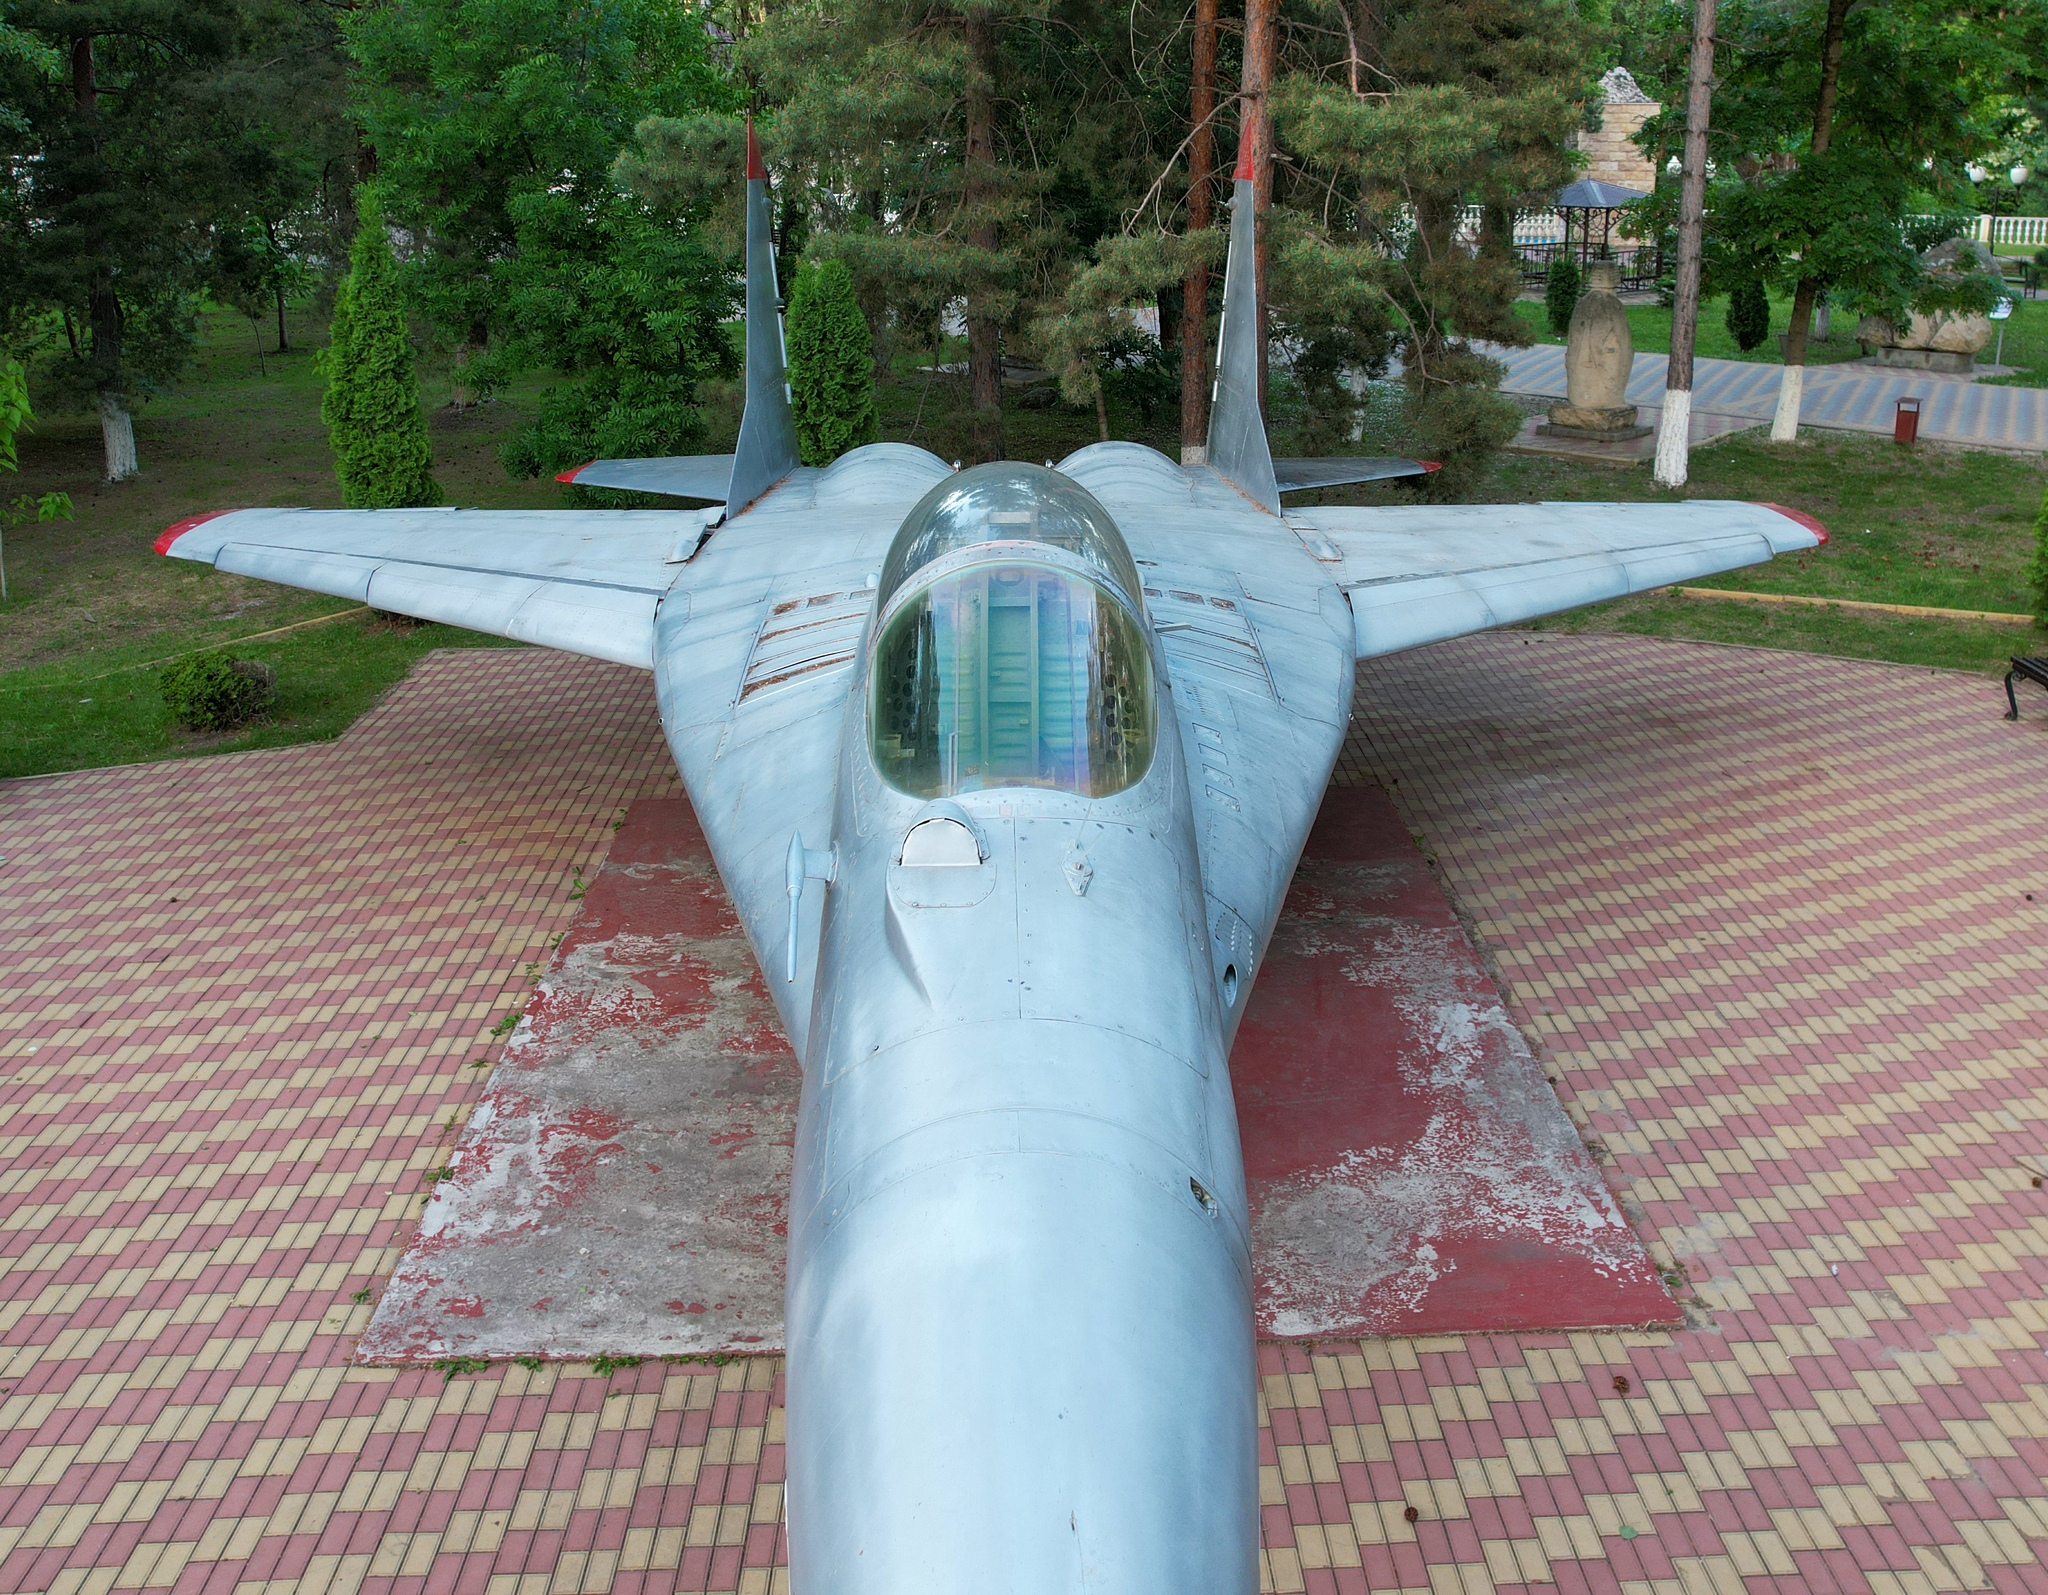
2005 657 2048 720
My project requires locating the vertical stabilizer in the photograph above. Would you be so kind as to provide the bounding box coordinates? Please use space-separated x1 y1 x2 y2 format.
726 118 801 514
1204 120 1279 514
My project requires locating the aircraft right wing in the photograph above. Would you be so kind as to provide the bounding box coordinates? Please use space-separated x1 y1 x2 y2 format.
1287 499 1826 658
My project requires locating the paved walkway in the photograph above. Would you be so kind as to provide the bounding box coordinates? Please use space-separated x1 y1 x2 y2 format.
1490 343 2048 451
1 643 2046 1595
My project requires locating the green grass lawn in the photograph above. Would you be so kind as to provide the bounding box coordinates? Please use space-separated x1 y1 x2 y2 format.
1 303 2042 780
1512 290 2048 388
1300 428 2047 674
0 304 570 778
1512 288 1867 366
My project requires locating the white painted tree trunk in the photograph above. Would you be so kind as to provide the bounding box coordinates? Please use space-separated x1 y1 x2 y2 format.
1652 389 1692 487
98 393 138 481
1769 364 1805 443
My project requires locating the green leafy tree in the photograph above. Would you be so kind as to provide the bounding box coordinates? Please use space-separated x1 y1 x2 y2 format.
0 2 240 480
786 258 879 466
0 358 73 600
196 0 356 355
320 199 441 509
0 10 62 135
345 0 735 467
1724 277 1770 351
1544 255 1582 336
1632 0 2036 438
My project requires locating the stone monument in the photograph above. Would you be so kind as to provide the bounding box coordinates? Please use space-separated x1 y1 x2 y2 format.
1855 237 1998 374
1540 261 1651 442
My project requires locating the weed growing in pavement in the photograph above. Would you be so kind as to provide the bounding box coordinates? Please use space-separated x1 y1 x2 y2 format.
432 1357 489 1382
591 1355 642 1377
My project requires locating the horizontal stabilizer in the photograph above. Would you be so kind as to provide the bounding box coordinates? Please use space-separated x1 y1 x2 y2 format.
1273 457 1439 493
557 455 734 501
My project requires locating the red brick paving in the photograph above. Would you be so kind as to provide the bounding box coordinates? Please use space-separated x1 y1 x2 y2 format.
0 636 2043 1594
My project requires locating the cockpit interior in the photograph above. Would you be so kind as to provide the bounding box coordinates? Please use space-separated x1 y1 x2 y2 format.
869 464 1156 800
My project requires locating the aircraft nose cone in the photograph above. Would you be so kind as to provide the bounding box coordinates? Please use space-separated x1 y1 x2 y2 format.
786 1150 1257 1595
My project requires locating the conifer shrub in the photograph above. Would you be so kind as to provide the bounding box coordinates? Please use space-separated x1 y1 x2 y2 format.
1543 256 1581 337
160 654 276 732
1401 343 1522 503
321 196 442 509
2027 481 2048 628
786 259 878 466
1725 278 1771 352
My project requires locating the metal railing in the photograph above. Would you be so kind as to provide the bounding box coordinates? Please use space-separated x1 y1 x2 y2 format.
1511 239 1665 294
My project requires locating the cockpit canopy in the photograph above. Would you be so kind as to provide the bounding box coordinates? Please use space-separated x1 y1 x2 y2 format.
875 463 1145 611
869 465 1154 801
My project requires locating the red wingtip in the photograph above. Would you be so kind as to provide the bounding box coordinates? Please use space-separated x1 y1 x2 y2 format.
1755 501 1828 544
745 114 767 181
1421 460 1443 473
555 461 595 485
1232 113 1258 182
154 509 232 556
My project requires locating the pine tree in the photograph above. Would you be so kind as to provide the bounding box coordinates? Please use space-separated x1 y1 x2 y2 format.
787 260 880 467
1725 278 1770 352
321 199 441 509
1544 256 1582 337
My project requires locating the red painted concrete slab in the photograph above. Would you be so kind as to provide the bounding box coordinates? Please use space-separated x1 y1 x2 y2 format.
1233 791 1677 1337
359 799 799 1362
365 784 1670 1362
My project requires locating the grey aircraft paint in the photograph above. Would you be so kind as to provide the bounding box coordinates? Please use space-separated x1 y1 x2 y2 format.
158 127 1825 1595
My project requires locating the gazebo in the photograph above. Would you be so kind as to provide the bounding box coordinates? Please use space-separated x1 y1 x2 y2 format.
1555 178 1649 274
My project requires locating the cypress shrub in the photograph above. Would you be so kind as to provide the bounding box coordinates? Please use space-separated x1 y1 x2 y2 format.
2027 480 2048 628
321 196 442 509
160 654 275 731
1725 279 1771 352
786 259 878 466
1543 256 1581 337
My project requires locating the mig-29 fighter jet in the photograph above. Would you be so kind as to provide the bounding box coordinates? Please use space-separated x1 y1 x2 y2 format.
158 122 1823 1595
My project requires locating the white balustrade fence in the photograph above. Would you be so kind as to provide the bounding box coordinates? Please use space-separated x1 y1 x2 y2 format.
1987 214 2048 248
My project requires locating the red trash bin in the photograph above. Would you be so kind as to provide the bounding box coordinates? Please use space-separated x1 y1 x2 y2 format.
1894 396 1922 444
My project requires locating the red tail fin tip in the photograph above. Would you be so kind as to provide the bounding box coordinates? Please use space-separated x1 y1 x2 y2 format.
1232 113 1258 183
745 115 767 181
555 462 594 484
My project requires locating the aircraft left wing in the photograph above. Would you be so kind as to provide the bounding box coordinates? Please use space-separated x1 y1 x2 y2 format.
155 505 721 669
1287 499 1826 658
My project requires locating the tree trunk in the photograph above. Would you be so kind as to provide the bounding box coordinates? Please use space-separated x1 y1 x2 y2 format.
73 35 137 482
963 12 1004 461
98 392 137 483
1653 0 1718 488
275 283 290 354
1179 0 1219 461
1243 0 1278 416
450 319 488 410
1769 0 1852 443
